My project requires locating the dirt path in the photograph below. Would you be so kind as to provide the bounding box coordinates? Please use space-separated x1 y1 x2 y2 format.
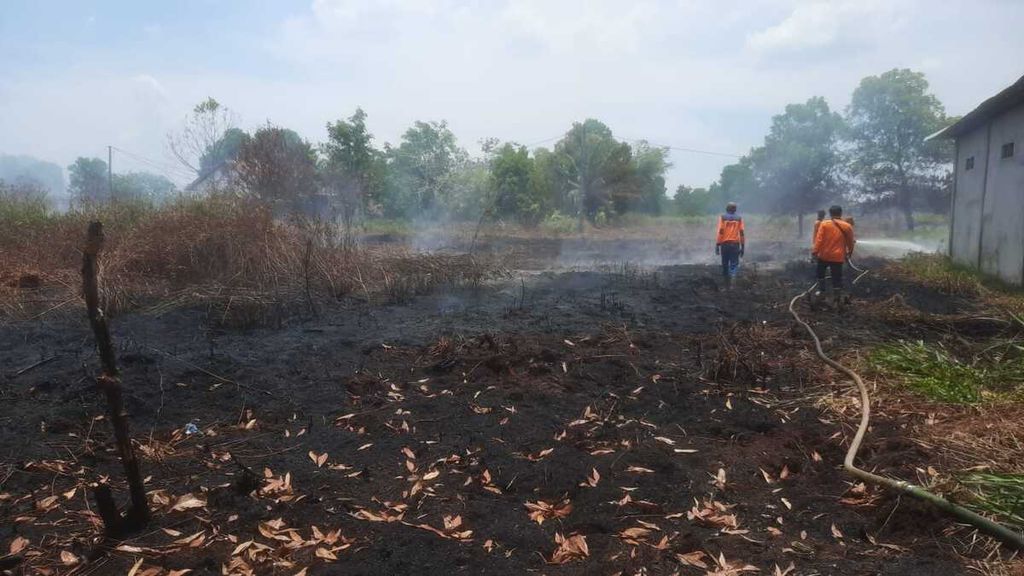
0 260 978 575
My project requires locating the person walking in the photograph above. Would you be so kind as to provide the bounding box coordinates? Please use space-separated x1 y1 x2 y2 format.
812 205 855 305
715 202 745 289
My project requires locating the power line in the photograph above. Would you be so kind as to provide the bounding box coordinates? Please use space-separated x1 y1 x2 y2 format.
521 135 563 148
109 147 196 181
111 147 195 177
620 137 742 158
518 133 743 159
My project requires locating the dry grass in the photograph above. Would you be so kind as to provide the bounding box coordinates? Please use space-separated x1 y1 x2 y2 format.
0 196 508 325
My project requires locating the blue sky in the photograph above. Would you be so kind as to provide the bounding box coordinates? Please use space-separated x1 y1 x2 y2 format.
2 0 1022 192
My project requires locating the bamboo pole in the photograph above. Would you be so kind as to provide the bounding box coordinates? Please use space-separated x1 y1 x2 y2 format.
82 221 150 535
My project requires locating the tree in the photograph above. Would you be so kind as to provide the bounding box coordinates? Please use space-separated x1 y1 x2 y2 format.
112 172 177 203
68 157 109 206
750 96 843 236
489 143 546 225
234 125 320 214
845 69 951 230
708 157 757 213
672 185 713 216
628 142 671 215
553 119 627 230
199 127 250 175
168 97 238 175
322 108 385 224
385 120 467 217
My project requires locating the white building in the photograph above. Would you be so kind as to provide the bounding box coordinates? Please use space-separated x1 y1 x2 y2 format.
930 74 1024 285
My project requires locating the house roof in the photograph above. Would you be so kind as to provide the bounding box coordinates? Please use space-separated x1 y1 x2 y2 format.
184 160 231 192
927 74 1024 140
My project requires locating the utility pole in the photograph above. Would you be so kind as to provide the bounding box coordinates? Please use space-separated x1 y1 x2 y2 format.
108 146 113 203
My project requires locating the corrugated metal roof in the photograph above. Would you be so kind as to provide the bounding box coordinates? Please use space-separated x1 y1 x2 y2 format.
927 74 1024 140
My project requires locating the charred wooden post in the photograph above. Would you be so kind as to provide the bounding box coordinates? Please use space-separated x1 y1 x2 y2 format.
82 221 150 535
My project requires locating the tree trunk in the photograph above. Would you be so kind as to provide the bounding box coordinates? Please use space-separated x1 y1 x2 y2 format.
901 201 916 232
82 221 150 536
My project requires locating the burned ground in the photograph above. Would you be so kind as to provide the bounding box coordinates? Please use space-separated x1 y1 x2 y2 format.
0 254 999 575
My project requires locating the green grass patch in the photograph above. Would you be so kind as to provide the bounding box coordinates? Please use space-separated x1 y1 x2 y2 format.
871 339 1024 403
895 253 983 296
871 341 984 403
959 472 1024 529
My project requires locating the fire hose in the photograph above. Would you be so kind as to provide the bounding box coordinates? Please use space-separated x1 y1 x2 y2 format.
788 267 1024 550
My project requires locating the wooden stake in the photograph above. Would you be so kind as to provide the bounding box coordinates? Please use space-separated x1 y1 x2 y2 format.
82 221 150 535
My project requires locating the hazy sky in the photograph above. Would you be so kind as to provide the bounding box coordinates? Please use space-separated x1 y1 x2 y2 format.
2 0 1022 192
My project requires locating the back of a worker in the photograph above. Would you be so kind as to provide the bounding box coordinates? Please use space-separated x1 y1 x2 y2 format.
714 202 745 288
812 205 855 304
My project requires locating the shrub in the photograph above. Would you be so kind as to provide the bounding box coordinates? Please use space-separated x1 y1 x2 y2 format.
539 210 577 235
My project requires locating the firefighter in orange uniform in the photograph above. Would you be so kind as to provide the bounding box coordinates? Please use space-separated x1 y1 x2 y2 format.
812 205 855 304
715 202 745 288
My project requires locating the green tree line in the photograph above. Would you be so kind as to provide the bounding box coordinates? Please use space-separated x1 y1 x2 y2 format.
677 68 954 231
63 68 955 231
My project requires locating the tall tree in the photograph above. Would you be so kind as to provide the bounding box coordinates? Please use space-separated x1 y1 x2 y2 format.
68 157 109 206
385 120 467 217
553 119 626 230
234 125 320 214
199 127 250 175
168 97 238 175
751 96 843 236
489 143 547 225
628 142 671 215
322 108 385 223
845 69 951 230
708 157 757 213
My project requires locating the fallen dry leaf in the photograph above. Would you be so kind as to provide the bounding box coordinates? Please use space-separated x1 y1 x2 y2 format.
676 550 709 568
525 499 573 525
580 467 600 488
626 466 655 474
170 493 206 512
619 526 652 544
315 547 337 561
8 536 29 555
708 552 759 576
549 533 588 564
126 557 145 576
525 447 555 461
688 500 739 531
713 468 728 490
308 451 328 468
774 562 795 576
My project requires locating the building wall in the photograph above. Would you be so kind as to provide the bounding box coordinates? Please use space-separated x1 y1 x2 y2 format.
951 104 1024 285
979 106 1024 284
951 124 989 267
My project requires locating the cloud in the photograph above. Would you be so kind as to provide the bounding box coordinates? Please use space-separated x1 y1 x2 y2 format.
500 0 661 55
745 0 902 56
4 0 1024 192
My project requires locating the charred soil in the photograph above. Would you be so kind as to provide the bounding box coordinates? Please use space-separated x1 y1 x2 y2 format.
0 256 993 575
